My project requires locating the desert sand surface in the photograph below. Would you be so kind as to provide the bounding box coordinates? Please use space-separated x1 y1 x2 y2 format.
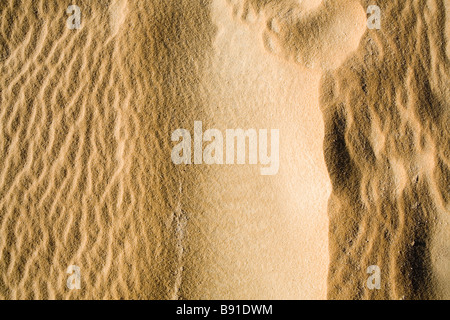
0 0 448 300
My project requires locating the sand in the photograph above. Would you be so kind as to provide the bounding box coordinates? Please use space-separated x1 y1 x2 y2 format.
0 0 448 300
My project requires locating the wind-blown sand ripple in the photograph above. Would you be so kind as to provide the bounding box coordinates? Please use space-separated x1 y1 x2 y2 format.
0 0 155 299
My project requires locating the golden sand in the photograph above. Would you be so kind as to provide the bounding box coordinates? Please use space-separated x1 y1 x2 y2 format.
0 0 448 300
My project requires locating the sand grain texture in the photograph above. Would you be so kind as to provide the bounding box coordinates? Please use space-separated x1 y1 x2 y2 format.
0 0 448 300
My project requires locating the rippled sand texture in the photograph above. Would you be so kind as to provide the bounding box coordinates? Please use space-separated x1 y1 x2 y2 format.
0 0 448 300
323 0 449 300
0 0 212 299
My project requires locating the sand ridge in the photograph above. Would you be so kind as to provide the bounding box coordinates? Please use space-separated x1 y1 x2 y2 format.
323 0 449 300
